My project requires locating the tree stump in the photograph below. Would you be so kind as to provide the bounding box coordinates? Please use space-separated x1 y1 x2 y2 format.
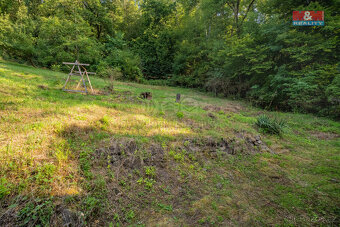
140 92 152 100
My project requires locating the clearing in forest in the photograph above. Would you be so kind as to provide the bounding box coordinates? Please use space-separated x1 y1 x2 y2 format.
0 60 339 226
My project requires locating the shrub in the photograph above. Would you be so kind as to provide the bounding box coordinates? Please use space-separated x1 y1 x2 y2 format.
100 34 143 82
97 66 122 79
256 115 286 135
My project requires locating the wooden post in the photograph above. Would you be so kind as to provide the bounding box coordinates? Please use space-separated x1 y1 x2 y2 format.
85 71 94 93
82 65 94 93
176 94 181 103
77 64 87 94
76 78 83 89
62 64 76 90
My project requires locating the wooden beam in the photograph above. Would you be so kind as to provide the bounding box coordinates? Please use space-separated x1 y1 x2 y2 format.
77 64 88 94
76 78 83 89
69 73 95 76
85 71 94 93
62 64 76 90
63 62 90 66
63 89 87 93
70 71 96 75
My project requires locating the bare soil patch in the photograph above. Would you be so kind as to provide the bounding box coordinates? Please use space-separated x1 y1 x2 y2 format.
311 131 339 140
203 104 243 114
183 134 272 158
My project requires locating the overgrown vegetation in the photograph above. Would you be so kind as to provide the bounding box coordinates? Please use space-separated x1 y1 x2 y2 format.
0 0 339 117
0 61 339 226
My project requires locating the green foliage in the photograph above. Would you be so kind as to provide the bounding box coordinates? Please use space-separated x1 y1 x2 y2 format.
0 6 36 63
168 149 186 161
133 0 178 79
99 67 122 81
99 33 142 81
98 115 110 130
144 166 156 177
125 209 135 221
157 203 173 212
137 177 156 189
256 115 286 135
82 196 102 218
176 111 184 119
79 150 93 179
18 198 54 227
325 73 340 117
34 163 56 186
82 176 107 219
36 16 101 68
0 177 11 199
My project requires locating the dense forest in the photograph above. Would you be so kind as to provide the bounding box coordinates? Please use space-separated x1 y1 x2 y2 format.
0 0 339 117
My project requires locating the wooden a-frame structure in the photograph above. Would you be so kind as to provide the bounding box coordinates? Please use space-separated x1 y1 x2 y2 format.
62 60 95 94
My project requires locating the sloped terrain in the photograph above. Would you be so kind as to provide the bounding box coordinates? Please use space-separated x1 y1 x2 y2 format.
0 60 339 226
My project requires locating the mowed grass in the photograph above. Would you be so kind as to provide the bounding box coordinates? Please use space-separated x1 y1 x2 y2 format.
0 60 339 226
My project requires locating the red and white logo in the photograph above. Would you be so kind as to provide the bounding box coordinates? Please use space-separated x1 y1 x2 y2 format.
293 11 324 26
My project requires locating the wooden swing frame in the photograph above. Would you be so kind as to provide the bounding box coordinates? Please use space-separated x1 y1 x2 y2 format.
62 60 95 94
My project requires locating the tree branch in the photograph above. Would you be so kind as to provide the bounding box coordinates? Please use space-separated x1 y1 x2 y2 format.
226 1 234 11
240 0 256 25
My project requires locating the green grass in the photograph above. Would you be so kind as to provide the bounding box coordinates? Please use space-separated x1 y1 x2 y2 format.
0 60 339 226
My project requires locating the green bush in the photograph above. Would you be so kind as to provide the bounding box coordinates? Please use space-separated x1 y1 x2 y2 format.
256 115 286 135
100 34 142 81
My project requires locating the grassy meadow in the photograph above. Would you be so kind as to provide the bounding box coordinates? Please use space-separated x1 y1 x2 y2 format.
0 60 339 226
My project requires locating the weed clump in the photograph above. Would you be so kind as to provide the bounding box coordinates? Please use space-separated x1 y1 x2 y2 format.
98 115 110 130
144 166 156 177
256 115 286 135
0 178 11 199
18 198 54 226
99 115 110 126
176 111 184 119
